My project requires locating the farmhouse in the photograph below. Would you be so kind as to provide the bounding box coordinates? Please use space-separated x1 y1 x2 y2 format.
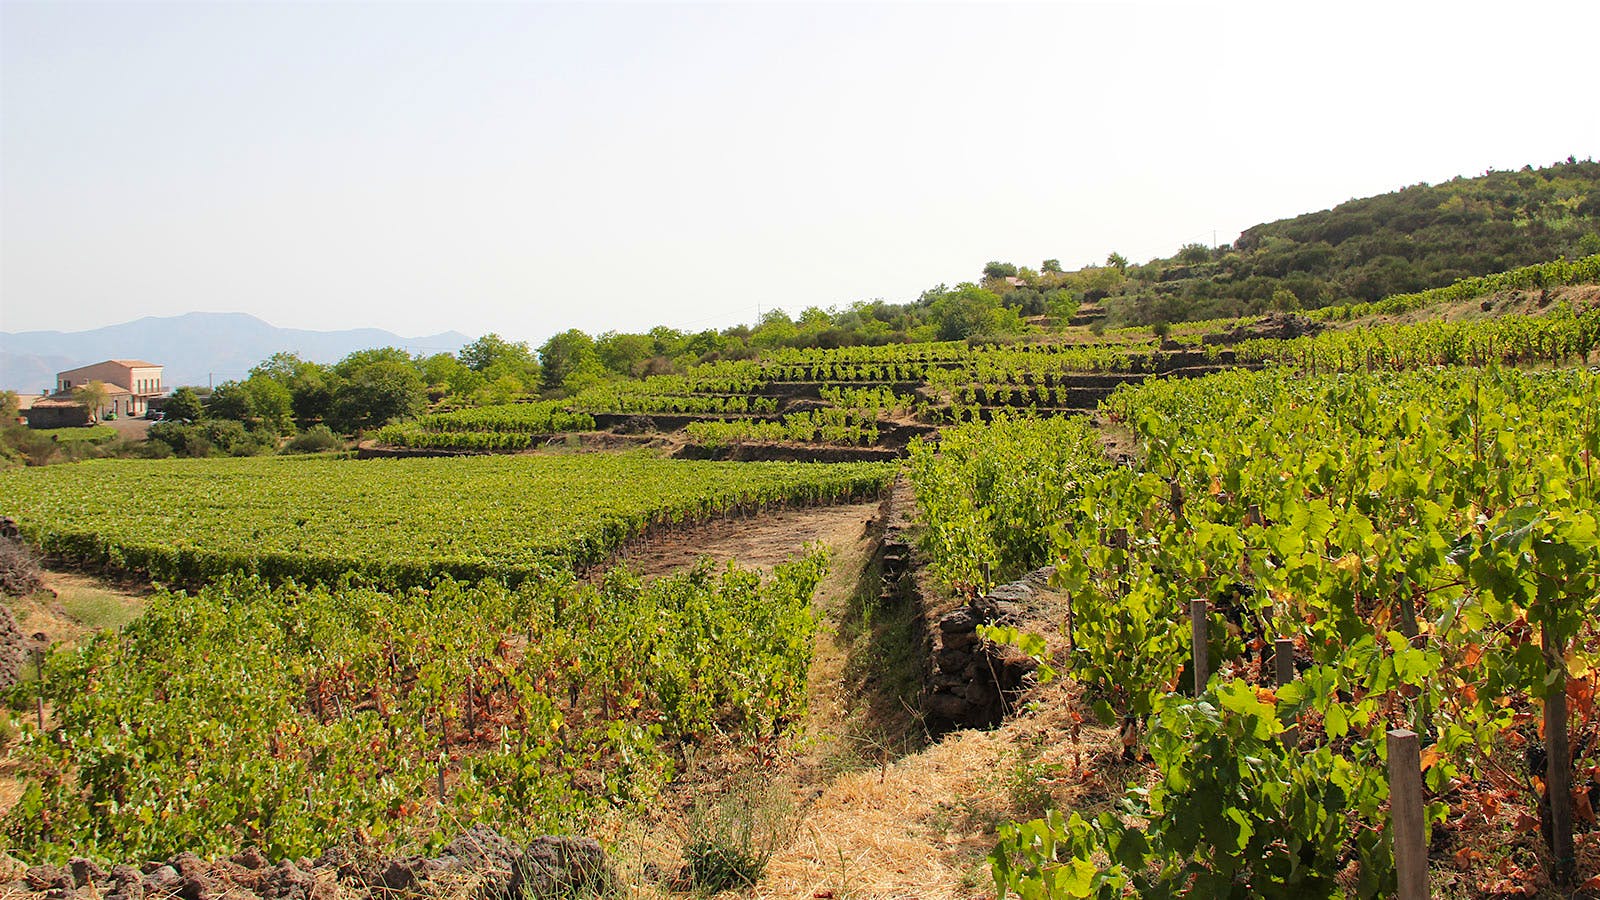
31 359 166 426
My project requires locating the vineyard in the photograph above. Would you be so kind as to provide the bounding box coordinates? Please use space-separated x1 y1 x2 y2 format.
6 556 826 862
912 367 1600 896
373 402 597 452
2 257 1600 895
0 453 893 583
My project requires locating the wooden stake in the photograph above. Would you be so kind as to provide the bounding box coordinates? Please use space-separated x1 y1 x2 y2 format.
1275 637 1298 747
1189 599 1209 695
1273 637 1295 686
1541 625 1577 886
32 646 45 732
1398 581 1419 642
437 707 448 803
1387 729 1428 900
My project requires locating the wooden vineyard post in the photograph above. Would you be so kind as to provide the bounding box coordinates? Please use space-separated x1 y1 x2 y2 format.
1387 729 1429 900
1273 637 1295 686
436 706 448 804
1110 527 1128 552
1397 580 1419 642
1110 528 1129 592
31 635 46 732
1189 599 1209 695
1541 624 1577 886
1275 637 1298 747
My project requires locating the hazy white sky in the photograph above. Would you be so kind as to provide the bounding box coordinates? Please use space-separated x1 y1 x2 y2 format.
3 0 1597 346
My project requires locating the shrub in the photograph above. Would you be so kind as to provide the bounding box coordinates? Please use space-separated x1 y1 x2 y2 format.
148 421 273 457
284 425 343 454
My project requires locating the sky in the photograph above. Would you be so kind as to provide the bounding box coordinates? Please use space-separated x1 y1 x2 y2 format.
3 0 1598 348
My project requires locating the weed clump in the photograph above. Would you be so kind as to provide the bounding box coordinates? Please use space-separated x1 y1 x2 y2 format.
679 779 799 893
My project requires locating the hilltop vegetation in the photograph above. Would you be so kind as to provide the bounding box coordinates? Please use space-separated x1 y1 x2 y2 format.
1099 157 1600 324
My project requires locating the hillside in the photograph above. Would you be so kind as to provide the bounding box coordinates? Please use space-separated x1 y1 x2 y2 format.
1094 157 1600 325
959 158 1600 332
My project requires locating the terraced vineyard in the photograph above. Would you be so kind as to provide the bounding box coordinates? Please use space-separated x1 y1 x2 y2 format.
0 453 893 583
364 263 1600 462
7 557 827 862
910 367 1600 895
373 402 596 451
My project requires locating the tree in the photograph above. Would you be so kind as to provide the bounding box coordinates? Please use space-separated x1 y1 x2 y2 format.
982 261 1018 279
460 333 540 384
925 284 1023 341
595 332 653 378
289 368 336 424
558 360 614 396
204 376 293 434
1177 243 1211 265
74 381 110 423
1106 252 1129 271
250 351 314 384
333 347 416 376
0 391 19 424
242 375 294 434
165 387 204 422
750 310 797 350
419 353 482 400
647 326 689 358
474 375 524 406
537 329 596 393
205 381 254 421
1042 259 1063 273
248 352 334 425
327 360 426 433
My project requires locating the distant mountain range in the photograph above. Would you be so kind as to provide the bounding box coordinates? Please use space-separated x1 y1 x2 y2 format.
0 312 472 394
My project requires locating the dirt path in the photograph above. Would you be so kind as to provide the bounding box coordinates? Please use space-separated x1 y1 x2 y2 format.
609 487 1124 900
612 502 882 578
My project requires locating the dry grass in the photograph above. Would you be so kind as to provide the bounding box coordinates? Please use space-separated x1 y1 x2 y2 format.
6 570 148 651
759 680 1121 900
